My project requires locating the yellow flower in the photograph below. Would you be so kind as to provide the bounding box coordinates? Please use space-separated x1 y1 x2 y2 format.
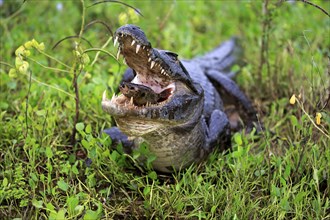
315 112 322 125
8 68 17 78
289 94 296 105
118 12 128 26
15 46 25 56
118 8 140 25
24 41 33 49
18 61 29 74
36 42 45 51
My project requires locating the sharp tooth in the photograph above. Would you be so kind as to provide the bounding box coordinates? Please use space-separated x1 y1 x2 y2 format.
161 69 165 74
136 44 141 53
150 61 155 69
116 48 121 60
102 90 107 101
113 36 118 47
148 58 152 62
131 40 136 46
130 97 134 105
142 46 145 50
123 58 127 65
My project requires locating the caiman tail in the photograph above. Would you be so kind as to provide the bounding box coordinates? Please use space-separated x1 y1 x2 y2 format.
194 38 242 76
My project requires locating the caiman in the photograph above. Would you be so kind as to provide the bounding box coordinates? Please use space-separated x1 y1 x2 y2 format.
102 24 259 173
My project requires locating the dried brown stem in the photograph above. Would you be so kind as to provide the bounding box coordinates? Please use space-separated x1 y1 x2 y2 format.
71 67 80 146
71 0 86 145
257 0 272 84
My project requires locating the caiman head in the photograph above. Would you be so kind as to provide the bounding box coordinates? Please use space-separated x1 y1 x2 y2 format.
102 24 204 136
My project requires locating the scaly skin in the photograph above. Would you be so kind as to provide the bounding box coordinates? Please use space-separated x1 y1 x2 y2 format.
102 24 258 173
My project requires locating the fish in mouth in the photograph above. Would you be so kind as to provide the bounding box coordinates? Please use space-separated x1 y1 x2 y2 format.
102 24 258 173
119 81 171 106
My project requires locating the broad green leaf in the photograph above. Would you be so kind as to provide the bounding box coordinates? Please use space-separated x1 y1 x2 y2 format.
76 122 85 131
46 202 55 211
143 186 151 196
110 150 119 161
147 171 157 180
271 185 281 198
32 199 43 209
294 191 307 203
74 205 84 215
57 179 68 192
85 124 92 134
290 115 299 127
84 210 99 220
82 139 90 149
67 196 79 216
45 146 53 158
283 164 291 179
71 164 79 175
56 209 67 220
234 133 243 146
2 177 8 187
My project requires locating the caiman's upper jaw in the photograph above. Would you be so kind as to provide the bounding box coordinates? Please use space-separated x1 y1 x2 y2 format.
113 25 175 93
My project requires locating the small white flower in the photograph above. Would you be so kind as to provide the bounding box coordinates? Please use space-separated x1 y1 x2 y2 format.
56 2 63 11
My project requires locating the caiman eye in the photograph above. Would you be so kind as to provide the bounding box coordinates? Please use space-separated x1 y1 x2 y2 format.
165 51 178 61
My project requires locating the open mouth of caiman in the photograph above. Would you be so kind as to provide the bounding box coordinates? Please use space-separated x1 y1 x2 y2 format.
102 25 201 120
102 25 178 113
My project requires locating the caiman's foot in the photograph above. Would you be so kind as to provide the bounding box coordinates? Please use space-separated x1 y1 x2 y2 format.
206 70 262 133
103 127 134 152
205 109 231 152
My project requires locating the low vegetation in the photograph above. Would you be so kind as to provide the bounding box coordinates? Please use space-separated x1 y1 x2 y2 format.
0 0 329 219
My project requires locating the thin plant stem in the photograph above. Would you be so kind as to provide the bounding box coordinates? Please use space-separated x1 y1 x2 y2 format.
79 0 86 40
36 49 71 69
71 0 86 145
26 57 71 73
296 99 330 139
294 0 330 17
25 69 32 137
85 47 119 65
23 72 75 98
90 37 113 66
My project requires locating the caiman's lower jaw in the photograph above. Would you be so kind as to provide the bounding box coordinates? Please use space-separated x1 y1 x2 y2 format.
102 33 176 116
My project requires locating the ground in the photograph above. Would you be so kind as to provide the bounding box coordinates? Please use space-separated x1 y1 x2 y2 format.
0 0 329 219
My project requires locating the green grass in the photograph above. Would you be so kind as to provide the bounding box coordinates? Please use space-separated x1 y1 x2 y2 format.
1 0 329 219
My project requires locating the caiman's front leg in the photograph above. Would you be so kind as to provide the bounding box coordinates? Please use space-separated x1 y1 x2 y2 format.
103 127 134 153
206 70 261 132
203 109 231 153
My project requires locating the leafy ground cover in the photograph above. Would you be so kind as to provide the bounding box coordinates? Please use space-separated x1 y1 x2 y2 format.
0 0 329 219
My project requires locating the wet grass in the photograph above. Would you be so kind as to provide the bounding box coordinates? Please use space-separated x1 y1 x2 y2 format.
0 0 329 219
